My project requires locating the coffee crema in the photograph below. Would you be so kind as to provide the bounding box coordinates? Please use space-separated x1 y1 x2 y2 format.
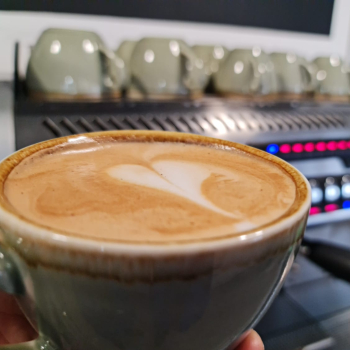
3 136 296 243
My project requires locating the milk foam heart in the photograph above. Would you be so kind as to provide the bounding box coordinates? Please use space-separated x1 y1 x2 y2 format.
107 162 239 219
3 139 296 243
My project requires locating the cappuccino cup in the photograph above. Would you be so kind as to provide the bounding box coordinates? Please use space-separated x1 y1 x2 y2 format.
213 48 279 100
115 40 137 87
270 52 316 99
312 55 350 102
26 28 127 100
192 45 228 76
128 38 208 99
0 131 310 350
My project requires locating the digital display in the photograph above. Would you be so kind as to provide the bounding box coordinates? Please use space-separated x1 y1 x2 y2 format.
2 0 335 35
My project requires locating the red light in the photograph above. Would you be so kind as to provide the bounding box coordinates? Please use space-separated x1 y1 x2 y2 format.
338 140 348 150
292 143 303 153
327 141 338 151
280 144 292 154
310 207 321 215
316 142 327 152
347 141 350 149
304 142 315 152
324 204 339 212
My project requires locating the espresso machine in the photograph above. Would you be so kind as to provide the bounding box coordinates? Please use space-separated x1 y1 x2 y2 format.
13 74 350 350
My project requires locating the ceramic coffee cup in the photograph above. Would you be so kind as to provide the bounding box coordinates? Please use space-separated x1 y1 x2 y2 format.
312 55 350 102
26 28 127 100
0 130 310 350
270 52 316 99
115 40 137 86
192 45 228 77
128 38 208 99
213 47 278 100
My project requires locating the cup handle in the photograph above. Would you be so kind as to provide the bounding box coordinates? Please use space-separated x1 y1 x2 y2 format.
98 46 128 91
248 60 262 94
178 42 208 93
0 244 23 295
0 245 57 350
344 66 350 89
299 63 316 93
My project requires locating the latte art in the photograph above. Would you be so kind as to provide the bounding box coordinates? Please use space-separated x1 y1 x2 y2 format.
4 138 296 243
108 162 239 219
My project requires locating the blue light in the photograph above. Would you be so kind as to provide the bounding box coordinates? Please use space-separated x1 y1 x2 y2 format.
343 200 350 209
266 144 279 154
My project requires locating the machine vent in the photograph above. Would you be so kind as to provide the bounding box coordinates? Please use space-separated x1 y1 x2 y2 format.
43 110 347 137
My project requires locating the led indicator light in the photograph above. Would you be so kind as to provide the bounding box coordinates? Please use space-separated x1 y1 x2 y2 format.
266 144 279 154
292 143 303 153
304 142 315 152
310 207 321 215
342 183 350 199
280 144 291 154
324 204 339 212
316 142 327 152
343 200 350 209
327 141 338 151
311 187 323 204
338 140 347 150
325 185 341 202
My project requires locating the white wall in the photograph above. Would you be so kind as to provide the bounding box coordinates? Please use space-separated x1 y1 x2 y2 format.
1 0 350 80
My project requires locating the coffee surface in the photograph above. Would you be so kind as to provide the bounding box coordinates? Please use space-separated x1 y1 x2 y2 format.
4 137 296 243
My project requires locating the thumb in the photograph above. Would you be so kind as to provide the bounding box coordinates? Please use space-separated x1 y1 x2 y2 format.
230 330 264 350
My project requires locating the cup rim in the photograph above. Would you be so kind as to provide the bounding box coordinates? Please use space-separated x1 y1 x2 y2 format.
0 130 311 255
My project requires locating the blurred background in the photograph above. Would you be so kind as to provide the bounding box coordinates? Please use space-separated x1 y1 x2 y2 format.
1 0 349 81
1 1 350 349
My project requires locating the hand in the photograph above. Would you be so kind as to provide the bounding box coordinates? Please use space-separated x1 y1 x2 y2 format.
0 291 37 344
0 292 264 350
233 330 264 350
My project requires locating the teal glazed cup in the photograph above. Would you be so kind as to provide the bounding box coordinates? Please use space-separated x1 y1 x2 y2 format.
270 52 316 99
213 47 278 100
192 45 228 92
26 28 127 100
192 45 228 77
0 131 311 350
115 40 137 87
312 55 350 102
128 38 208 99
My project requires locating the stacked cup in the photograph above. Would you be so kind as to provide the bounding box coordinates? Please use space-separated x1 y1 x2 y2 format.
26 29 350 103
27 28 127 100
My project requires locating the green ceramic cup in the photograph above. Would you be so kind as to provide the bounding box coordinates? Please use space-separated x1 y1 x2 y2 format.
115 40 137 86
128 38 208 99
26 28 127 100
213 48 278 99
192 45 228 77
0 130 311 350
312 56 350 101
270 53 316 98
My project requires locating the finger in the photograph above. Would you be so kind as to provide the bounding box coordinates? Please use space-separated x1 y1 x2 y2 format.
0 292 37 345
0 291 23 315
233 330 264 350
0 313 37 344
